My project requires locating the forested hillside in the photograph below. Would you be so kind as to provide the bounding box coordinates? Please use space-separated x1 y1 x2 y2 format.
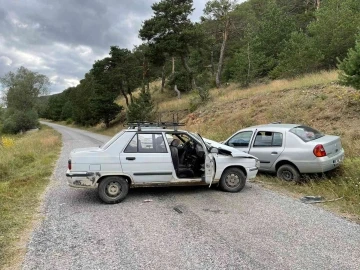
41 0 360 126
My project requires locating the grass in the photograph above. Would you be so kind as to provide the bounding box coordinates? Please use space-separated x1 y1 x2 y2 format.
254 158 360 221
0 126 62 269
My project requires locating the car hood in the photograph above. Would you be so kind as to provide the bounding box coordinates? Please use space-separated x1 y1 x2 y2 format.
204 138 257 159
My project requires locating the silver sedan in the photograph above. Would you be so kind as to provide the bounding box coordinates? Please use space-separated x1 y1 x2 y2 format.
221 124 344 182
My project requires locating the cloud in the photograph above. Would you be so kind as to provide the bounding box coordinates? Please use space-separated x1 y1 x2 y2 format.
0 0 209 94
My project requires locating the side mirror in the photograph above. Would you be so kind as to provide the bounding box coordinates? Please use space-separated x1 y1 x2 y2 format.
210 147 219 154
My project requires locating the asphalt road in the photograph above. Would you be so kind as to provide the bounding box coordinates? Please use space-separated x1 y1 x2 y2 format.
22 122 360 270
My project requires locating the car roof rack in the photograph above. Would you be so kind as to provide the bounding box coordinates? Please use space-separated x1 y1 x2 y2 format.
126 121 186 131
271 121 282 124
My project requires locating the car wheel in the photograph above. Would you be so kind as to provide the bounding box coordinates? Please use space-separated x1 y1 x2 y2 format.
277 164 300 182
98 176 129 204
219 168 246 193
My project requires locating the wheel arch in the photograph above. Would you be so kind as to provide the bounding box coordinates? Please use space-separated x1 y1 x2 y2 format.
97 174 133 187
221 165 247 178
275 160 300 173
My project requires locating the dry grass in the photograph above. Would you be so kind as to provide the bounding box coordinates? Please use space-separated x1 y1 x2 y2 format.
0 126 62 269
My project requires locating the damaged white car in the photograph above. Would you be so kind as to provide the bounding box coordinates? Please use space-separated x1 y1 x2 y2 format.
66 123 259 204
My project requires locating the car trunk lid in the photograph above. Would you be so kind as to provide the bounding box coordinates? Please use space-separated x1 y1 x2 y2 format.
311 135 342 158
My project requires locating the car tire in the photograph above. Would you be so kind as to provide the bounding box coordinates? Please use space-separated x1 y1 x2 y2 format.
277 164 300 182
219 168 246 193
98 176 129 204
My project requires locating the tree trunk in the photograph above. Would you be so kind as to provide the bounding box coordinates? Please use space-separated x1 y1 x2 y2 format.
316 0 320 9
142 55 147 92
211 48 215 77
246 42 251 86
120 81 129 107
128 86 133 103
161 64 166 93
174 85 181 99
216 21 229 88
180 55 196 90
172 57 175 74
105 117 110 128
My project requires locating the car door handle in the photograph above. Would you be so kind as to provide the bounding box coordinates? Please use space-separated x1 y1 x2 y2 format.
126 157 136 161
271 152 278 155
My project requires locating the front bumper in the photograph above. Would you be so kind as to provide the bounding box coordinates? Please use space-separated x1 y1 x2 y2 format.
247 167 259 179
66 170 98 188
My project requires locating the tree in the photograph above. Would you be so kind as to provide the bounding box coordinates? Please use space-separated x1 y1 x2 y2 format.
1 66 49 111
126 91 156 122
308 0 360 68
0 66 49 133
90 58 124 128
270 31 324 78
139 0 201 89
203 0 237 88
338 32 360 90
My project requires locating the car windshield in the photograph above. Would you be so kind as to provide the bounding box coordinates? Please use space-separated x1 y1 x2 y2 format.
290 126 324 142
189 132 210 150
100 131 125 149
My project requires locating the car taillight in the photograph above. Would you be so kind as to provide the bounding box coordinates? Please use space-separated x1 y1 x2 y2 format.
313 144 327 157
68 159 72 170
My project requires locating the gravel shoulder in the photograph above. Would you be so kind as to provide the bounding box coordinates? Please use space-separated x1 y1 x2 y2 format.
22 122 360 270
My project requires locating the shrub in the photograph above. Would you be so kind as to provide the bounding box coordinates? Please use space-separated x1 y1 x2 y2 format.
338 32 360 90
126 91 156 122
2 109 39 134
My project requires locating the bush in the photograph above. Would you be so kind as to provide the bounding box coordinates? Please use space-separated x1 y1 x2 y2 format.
126 91 156 122
2 109 39 134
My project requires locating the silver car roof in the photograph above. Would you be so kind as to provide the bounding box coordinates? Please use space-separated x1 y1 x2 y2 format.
244 124 300 131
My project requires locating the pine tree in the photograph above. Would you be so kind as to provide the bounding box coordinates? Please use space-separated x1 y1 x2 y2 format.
126 91 155 122
338 32 360 90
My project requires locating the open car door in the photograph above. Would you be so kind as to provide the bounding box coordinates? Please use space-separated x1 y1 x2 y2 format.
205 153 215 186
195 134 216 186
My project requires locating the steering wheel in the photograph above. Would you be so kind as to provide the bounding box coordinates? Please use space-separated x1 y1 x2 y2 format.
180 140 195 164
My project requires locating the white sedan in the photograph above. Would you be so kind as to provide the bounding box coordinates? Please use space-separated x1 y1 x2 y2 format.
66 124 259 204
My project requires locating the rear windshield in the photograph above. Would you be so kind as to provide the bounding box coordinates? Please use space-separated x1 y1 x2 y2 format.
100 131 125 150
290 126 324 142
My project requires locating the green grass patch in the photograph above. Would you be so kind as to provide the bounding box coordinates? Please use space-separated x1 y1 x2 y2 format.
0 126 62 269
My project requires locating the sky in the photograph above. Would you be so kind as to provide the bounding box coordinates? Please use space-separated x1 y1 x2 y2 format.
0 0 211 95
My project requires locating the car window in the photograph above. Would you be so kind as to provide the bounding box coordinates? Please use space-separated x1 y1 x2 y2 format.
227 131 253 147
290 126 324 142
253 131 283 147
124 134 167 153
124 134 138 153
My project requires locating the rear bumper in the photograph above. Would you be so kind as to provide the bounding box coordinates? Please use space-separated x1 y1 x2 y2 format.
66 170 97 188
297 150 345 173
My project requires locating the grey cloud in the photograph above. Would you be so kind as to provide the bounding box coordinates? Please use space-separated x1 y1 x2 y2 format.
0 0 208 94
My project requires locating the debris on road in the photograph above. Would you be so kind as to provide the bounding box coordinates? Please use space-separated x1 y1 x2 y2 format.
300 196 344 204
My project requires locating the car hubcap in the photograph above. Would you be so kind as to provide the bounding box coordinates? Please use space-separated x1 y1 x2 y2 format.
106 182 121 197
282 170 293 181
225 173 240 188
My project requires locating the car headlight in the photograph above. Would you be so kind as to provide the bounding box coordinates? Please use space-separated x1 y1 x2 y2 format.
256 159 260 168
